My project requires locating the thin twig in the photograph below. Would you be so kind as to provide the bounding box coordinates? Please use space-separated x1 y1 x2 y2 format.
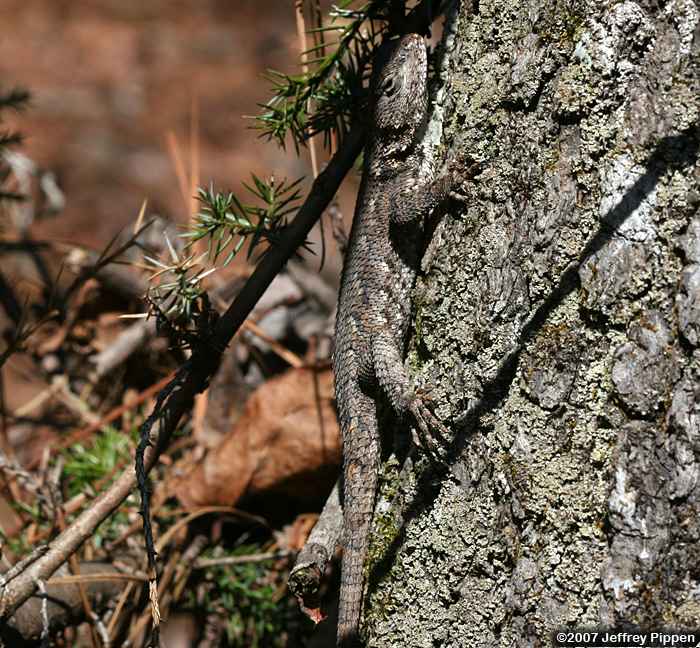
106 581 134 641
68 372 170 445
166 132 191 211
60 508 99 648
0 544 49 584
242 320 305 368
37 579 49 647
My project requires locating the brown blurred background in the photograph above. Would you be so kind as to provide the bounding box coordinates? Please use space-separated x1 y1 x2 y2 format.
0 0 353 253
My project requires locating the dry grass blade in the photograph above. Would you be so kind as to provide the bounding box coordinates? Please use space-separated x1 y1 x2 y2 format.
194 550 291 569
62 219 155 305
47 573 148 585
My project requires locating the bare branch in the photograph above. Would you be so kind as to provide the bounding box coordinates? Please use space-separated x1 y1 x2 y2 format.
288 479 342 623
2 562 125 644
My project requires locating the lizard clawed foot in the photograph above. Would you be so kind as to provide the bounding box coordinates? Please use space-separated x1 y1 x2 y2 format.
447 161 483 204
408 398 452 465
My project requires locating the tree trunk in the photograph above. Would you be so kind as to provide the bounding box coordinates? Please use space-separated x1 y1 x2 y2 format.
364 0 699 645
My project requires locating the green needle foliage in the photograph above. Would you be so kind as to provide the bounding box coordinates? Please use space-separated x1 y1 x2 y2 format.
187 174 304 266
144 244 213 322
145 174 303 323
256 0 388 151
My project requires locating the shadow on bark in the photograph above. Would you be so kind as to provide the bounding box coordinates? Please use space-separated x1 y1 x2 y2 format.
369 124 699 600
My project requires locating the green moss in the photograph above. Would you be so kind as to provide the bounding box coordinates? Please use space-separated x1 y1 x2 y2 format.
366 510 401 573
366 458 403 570
412 295 425 347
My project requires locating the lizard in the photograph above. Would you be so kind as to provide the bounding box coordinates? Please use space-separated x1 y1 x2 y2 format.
334 32 465 647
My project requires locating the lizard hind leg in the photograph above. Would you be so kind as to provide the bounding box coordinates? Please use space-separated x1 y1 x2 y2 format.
337 388 381 647
371 332 452 462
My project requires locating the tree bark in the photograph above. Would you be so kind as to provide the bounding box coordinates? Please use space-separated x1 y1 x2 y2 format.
364 0 699 645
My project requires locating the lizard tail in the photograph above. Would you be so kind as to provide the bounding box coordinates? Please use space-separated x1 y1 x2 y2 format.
336 403 380 648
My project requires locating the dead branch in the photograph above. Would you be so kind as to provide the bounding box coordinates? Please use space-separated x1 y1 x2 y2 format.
2 562 125 644
90 318 156 381
195 550 291 569
287 259 338 313
288 479 342 623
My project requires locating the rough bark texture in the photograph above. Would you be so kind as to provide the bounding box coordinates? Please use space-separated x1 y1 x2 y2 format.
363 1 699 645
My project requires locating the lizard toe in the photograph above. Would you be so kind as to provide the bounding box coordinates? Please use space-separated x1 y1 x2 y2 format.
409 400 452 464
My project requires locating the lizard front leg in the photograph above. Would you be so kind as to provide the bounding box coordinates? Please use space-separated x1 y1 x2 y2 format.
388 155 478 225
388 174 452 225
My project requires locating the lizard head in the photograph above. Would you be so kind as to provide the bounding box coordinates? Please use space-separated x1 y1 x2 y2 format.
370 33 428 155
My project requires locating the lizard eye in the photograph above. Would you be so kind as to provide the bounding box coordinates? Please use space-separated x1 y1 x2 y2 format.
382 77 397 96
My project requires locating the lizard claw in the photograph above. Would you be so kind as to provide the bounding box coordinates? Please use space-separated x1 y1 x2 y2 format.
409 399 452 465
445 160 482 205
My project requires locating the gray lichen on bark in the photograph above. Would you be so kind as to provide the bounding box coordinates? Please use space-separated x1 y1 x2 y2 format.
363 0 699 645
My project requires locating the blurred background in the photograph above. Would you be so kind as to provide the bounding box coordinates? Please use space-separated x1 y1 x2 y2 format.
0 0 355 247
0 1 362 645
